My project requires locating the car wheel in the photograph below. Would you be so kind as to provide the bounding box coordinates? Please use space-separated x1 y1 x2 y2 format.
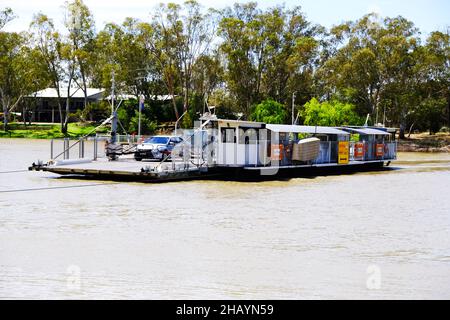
135 156 142 161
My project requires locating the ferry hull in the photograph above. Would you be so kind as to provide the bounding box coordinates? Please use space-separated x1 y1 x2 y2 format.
31 160 389 183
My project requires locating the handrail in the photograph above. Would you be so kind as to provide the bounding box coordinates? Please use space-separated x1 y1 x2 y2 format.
155 120 211 172
51 116 113 160
174 110 188 136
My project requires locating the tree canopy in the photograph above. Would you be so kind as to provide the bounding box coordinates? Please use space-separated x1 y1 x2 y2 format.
251 99 287 124
1 1 449 135
302 98 363 127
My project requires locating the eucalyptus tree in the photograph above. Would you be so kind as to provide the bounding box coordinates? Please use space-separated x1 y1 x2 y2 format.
0 30 26 130
218 2 260 116
218 3 320 118
318 14 421 135
93 18 162 105
260 6 322 107
423 30 450 129
0 8 47 130
191 52 223 103
0 7 19 130
149 0 217 119
64 0 96 108
30 13 69 133
0 7 15 29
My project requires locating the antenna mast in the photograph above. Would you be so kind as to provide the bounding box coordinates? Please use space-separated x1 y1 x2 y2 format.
110 70 118 145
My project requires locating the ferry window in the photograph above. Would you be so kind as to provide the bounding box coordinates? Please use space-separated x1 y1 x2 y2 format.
238 128 258 144
259 129 270 142
221 128 236 143
317 135 329 142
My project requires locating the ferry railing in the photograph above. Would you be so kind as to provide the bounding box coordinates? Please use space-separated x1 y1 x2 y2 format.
95 134 143 145
349 141 397 161
307 141 397 165
153 127 210 174
50 137 106 161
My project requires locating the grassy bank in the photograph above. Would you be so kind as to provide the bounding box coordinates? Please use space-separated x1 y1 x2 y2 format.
0 122 108 139
398 132 450 152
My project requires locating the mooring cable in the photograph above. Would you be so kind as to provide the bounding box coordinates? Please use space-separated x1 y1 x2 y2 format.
0 182 121 194
0 169 30 174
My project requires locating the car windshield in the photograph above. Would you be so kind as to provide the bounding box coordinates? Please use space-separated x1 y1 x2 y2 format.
144 137 169 144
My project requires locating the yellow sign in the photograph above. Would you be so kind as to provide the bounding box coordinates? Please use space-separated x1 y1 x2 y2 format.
338 141 349 164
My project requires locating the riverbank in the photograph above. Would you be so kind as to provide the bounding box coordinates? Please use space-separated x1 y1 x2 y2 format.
2 123 450 153
0 122 108 139
398 132 450 153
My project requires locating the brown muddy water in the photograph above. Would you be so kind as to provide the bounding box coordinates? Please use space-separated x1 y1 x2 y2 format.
1 139 450 299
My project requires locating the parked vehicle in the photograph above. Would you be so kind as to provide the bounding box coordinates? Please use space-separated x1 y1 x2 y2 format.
134 136 185 161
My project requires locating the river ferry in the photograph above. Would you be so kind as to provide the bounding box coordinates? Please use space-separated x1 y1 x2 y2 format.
30 114 397 182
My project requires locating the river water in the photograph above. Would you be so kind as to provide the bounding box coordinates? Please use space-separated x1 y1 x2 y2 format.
1 138 450 299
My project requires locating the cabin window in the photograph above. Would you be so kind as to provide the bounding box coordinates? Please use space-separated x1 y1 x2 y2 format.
238 128 258 144
221 128 236 143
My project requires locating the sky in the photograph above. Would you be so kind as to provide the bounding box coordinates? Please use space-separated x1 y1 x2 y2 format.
1 0 449 36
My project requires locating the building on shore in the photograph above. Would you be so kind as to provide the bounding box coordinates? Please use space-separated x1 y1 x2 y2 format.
23 87 172 123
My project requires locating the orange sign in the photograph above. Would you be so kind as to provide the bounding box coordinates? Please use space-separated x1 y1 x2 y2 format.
354 143 364 158
376 144 384 157
271 144 284 161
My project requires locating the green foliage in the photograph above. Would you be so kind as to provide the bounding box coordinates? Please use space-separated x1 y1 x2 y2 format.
128 111 157 134
1 2 449 137
0 122 106 139
180 111 193 129
116 99 157 134
79 101 110 122
302 98 363 127
219 4 320 117
250 99 287 124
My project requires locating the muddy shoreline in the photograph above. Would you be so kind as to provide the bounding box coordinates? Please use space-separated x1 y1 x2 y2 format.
398 133 450 153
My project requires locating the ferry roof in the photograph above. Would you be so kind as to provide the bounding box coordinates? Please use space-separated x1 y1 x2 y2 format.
266 124 349 135
343 127 391 136
217 119 264 126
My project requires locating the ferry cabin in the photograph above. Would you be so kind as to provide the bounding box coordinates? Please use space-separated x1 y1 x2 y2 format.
201 119 397 169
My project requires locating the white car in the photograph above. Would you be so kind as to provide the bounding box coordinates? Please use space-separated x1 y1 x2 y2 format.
134 136 184 161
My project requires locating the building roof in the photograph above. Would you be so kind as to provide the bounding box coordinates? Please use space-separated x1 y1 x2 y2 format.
28 88 174 102
29 87 105 99
265 124 350 135
342 127 391 136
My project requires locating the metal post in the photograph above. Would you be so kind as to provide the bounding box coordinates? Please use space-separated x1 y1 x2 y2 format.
93 137 97 160
79 138 84 158
50 139 54 160
138 95 144 142
110 71 117 146
328 141 331 163
291 92 296 125
66 138 70 159
64 138 69 160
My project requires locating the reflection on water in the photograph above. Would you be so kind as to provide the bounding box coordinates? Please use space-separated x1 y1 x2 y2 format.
1 139 450 299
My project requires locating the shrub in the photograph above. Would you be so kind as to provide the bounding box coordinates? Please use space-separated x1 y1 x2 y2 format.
301 98 363 126
128 110 157 135
250 99 287 124
81 101 111 122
